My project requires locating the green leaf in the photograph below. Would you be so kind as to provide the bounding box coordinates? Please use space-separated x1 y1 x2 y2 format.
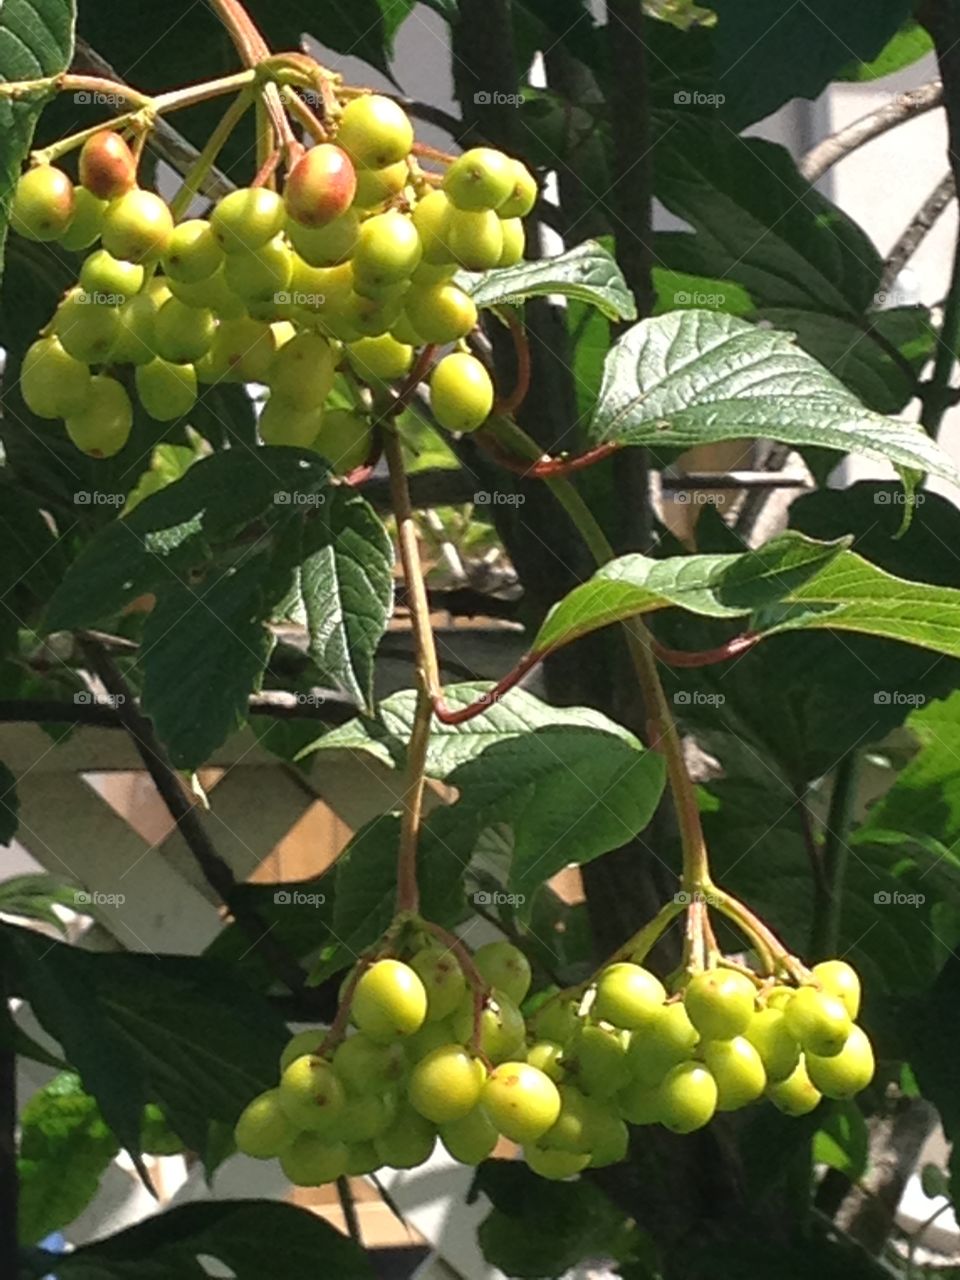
140 554 278 769
312 684 666 908
814 1103 869 1179
33 1199 374 1280
0 873 74 927
44 448 330 632
0 480 71 656
287 487 394 711
587 310 960 491
1 924 288 1162
473 1160 636 1279
839 20 933 81
18 1073 119 1245
655 125 881 314
465 240 637 322
708 0 911 128
0 0 75 284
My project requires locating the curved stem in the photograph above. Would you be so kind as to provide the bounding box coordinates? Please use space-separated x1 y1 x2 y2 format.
169 89 253 220
492 308 532 417
650 632 761 668
810 752 860 959
421 921 490 1056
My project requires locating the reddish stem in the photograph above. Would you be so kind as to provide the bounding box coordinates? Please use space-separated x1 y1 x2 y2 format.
342 429 384 488
493 308 532 418
411 140 457 165
251 148 281 187
651 632 760 668
476 431 623 479
432 649 549 725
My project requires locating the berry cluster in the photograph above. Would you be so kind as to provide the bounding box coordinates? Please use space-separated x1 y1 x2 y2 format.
12 96 537 461
234 939 874 1186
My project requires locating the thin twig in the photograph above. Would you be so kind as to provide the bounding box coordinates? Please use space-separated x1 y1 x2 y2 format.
800 81 943 183
882 171 955 294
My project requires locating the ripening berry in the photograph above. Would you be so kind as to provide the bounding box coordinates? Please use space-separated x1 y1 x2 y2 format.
337 94 414 168
65 376 133 458
21 337 91 419
482 1062 561 1143
284 144 357 227
408 1044 485 1123
135 358 198 421
278 1054 345 1131
11 166 75 241
430 352 494 433
444 147 517 211
352 959 428 1042
210 187 286 252
102 189 174 262
79 130 137 200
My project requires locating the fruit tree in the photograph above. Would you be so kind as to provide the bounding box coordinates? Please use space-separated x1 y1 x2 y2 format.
2 1 960 1278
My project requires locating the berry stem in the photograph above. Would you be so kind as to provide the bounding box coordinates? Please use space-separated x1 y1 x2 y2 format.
0 72 148 105
705 885 808 981
169 89 254 221
421 921 490 1056
384 429 444 916
810 750 860 960
492 308 532 417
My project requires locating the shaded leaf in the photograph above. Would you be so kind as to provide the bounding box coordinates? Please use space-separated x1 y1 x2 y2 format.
466 240 636 322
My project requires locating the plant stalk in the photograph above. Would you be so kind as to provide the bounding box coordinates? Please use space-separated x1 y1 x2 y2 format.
810 752 860 959
169 89 253 219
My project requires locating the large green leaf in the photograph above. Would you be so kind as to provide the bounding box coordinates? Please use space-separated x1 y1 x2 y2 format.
18 1073 119 1246
465 240 637 322
839 20 933 81
1 924 288 1162
0 873 74 928
655 125 881 315
708 0 911 128
586 310 960 489
312 684 666 903
26 1200 373 1280
286 487 394 711
534 530 960 667
0 0 75 283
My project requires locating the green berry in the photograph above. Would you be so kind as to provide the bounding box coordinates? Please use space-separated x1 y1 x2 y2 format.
446 208 504 270
60 187 107 251
11 166 74 241
153 297 216 364
286 210 360 266
102 189 174 262
329 1091 397 1142
167 265 245 318
278 1054 345 1131
812 960 861 1019
409 1044 485 1123
539 1085 595 1153
312 408 374 475
21 337 91 419
657 1061 718 1134
280 1133 350 1186
404 283 477 344
529 999 578 1046
744 1007 800 1083
209 317 277 383
234 1088 297 1158
482 1062 561 1143
135 358 197 421
352 959 428 1042
526 1040 565 1082
211 187 286 252
353 160 409 208
767 1058 822 1116
65 376 133 457
440 1107 499 1164
412 190 455 264
374 1103 437 1169
593 962 666 1030
337 95 414 168
280 1028 326 1074
702 1036 766 1111
783 987 852 1057
284 144 357 227
112 294 158 365
79 249 144 303
430 352 494 433
497 160 538 218
162 219 224 283
347 334 414 384
626 1001 698 1087
472 941 532 1006
223 234 294 302
499 217 525 266
332 1032 407 1093
524 1144 589 1179
344 289 405 338
587 1108 630 1167
346 1141 380 1176
444 147 516 212
55 292 121 364
410 945 468 1021
617 1077 663 1125
568 1024 631 1098
268 331 336 409
259 397 324 448
353 210 422 290
452 988 525 1062
683 970 756 1041
805 1026 874 1099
